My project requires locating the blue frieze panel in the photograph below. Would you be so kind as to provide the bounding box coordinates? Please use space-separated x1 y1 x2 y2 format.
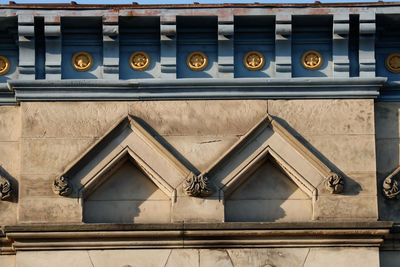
234 16 275 78
61 17 103 79
177 16 217 79
119 16 160 80
292 15 333 78
0 17 18 83
376 14 400 83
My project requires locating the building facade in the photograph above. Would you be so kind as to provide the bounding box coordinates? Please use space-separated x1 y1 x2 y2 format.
0 2 399 266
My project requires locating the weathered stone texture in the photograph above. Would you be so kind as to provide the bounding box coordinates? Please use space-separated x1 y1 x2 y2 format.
13 248 379 267
21 102 128 138
0 106 20 225
269 99 377 220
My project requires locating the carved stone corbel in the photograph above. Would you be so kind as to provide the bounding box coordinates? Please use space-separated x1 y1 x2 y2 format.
53 175 72 196
0 174 12 200
183 172 212 197
325 172 344 194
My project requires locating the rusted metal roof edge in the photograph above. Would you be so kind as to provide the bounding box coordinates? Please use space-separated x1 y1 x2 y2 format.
1 2 400 10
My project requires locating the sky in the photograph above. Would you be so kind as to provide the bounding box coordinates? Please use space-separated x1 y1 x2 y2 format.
0 0 387 4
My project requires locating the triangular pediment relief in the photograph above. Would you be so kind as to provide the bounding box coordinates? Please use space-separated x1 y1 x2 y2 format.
53 115 194 201
202 114 342 200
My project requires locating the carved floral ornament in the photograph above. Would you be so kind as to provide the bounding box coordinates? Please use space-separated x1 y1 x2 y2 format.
130 51 151 71
0 56 10 76
243 51 265 71
187 51 208 71
53 175 72 196
72 52 93 72
183 172 212 197
382 167 400 200
0 174 12 200
51 115 346 199
385 53 400 73
302 50 323 70
325 172 344 194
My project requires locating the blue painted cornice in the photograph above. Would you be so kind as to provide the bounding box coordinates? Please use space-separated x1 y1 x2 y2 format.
6 77 385 103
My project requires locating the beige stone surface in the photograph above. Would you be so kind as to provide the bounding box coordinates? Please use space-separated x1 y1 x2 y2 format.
164 135 240 172
21 138 96 175
269 99 374 135
0 255 15 267
199 250 233 267
21 102 128 138
0 200 17 225
227 248 309 267
225 160 312 222
19 174 55 198
303 134 376 172
316 171 377 196
129 100 267 136
304 247 379 267
0 106 20 141
0 142 19 177
172 196 224 223
16 251 94 267
314 195 378 220
18 197 82 223
89 249 171 267
165 249 198 267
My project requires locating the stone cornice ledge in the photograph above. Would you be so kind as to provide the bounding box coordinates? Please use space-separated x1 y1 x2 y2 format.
1 221 393 253
6 77 386 103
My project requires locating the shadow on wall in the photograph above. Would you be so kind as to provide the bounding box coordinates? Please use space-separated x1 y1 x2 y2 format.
83 159 171 223
375 103 400 221
0 165 17 203
271 115 362 196
225 158 312 222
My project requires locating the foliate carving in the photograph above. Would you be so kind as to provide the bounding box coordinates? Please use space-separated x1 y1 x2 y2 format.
186 51 208 71
0 56 10 76
72 52 93 72
0 174 12 200
383 175 400 199
243 51 265 71
130 51 151 71
53 175 72 196
325 172 344 194
302 50 323 70
385 53 400 73
183 173 212 197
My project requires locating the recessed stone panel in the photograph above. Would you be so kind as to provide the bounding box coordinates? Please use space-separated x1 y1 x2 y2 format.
21 102 128 138
0 106 20 141
21 138 96 175
128 100 267 136
269 99 374 136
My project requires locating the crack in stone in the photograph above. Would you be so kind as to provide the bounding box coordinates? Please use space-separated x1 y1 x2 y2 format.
87 251 95 267
301 248 311 267
199 139 222 144
163 249 173 267
225 250 235 267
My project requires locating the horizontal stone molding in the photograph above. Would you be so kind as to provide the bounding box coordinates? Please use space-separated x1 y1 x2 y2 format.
1 221 393 253
3 77 385 104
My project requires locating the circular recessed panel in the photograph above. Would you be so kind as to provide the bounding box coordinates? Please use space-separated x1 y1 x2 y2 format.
243 51 265 71
301 50 323 70
0 56 10 76
72 52 93 72
186 51 208 71
386 53 400 73
130 51 151 71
